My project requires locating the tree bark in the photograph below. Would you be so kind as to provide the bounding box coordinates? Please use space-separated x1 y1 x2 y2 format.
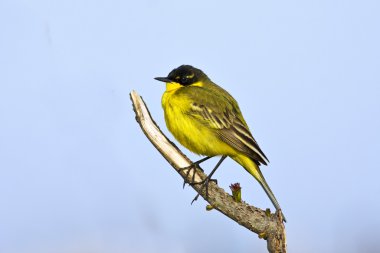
130 90 287 253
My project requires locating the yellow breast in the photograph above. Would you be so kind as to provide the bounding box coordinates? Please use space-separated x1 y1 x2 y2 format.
161 86 236 156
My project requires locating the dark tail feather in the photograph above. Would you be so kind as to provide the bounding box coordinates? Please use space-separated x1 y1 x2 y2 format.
257 168 287 222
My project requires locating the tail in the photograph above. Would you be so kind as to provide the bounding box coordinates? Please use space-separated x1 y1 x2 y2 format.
256 167 287 222
232 155 287 222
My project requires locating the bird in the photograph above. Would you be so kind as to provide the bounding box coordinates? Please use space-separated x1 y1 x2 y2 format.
155 65 286 221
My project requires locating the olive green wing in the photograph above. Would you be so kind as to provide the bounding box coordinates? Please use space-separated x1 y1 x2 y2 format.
183 86 269 165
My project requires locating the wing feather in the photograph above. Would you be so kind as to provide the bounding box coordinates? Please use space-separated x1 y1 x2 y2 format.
186 88 269 165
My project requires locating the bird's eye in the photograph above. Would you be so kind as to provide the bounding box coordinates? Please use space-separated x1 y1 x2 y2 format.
181 77 188 83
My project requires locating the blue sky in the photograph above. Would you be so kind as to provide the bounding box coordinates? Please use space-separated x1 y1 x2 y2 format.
1 0 380 252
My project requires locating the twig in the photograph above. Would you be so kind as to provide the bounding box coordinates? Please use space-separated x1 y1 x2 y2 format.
130 90 287 253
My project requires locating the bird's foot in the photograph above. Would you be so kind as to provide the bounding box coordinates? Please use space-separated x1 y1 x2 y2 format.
188 155 226 204
190 177 218 204
178 163 204 188
178 156 213 188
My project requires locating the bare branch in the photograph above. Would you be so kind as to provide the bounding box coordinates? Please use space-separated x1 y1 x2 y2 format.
130 90 287 253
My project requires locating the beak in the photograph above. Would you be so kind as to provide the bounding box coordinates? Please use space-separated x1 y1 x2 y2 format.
154 77 172 83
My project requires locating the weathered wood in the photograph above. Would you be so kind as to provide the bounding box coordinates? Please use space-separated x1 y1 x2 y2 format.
130 90 287 253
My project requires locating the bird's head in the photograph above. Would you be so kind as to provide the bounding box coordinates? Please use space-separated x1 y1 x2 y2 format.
155 65 209 88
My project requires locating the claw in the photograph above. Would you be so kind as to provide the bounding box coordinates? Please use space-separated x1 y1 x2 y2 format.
191 177 217 203
180 163 200 187
179 156 212 187
190 156 227 204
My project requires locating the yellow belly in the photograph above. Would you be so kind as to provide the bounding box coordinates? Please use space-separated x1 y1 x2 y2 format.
162 90 236 157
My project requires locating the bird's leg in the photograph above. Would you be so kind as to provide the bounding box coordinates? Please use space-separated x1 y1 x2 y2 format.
191 155 227 204
179 156 214 187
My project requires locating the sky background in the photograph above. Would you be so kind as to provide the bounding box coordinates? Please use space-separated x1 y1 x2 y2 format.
1 0 380 252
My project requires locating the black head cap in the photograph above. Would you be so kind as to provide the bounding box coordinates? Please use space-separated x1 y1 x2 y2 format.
155 65 209 86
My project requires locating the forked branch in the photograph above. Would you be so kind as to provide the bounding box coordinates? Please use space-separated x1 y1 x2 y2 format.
130 90 286 253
